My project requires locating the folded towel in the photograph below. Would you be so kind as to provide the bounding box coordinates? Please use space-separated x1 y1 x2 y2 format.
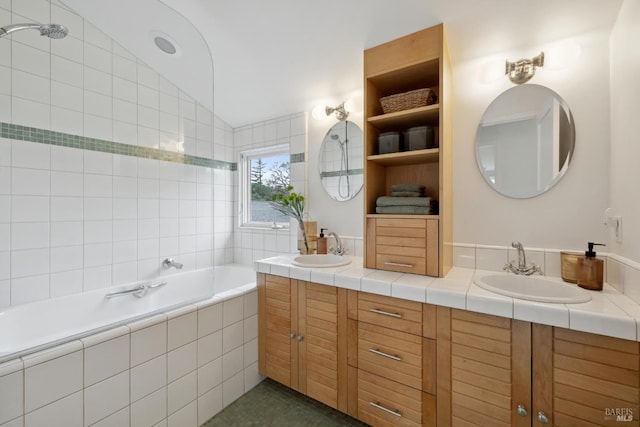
391 183 425 192
377 196 431 207
391 191 424 197
376 206 432 215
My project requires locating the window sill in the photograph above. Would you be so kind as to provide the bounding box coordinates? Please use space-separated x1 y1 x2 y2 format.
239 223 290 231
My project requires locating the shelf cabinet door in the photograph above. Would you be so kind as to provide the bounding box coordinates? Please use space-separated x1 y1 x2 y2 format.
297 282 348 411
438 308 532 427
258 273 299 389
545 327 640 426
259 275 348 412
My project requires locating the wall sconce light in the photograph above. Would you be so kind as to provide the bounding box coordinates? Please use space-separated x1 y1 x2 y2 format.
325 102 349 121
505 51 544 84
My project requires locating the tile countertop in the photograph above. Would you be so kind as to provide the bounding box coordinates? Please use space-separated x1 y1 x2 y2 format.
255 254 640 342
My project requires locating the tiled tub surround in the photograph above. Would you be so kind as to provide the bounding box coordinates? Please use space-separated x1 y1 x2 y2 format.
257 253 640 342
0 269 261 427
0 0 237 308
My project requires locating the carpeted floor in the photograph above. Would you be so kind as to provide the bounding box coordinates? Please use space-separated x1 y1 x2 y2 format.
202 379 368 426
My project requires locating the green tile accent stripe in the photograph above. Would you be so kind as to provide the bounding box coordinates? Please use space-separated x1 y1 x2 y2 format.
319 168 364 178
0 122 237 171
290 152 305 164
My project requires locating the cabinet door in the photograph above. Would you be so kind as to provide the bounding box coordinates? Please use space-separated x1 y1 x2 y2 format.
542 327 640 427
298 282 348 411
258 274 299 389
438 309 531 427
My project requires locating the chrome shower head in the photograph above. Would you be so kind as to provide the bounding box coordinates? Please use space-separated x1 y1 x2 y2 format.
0 23 68 39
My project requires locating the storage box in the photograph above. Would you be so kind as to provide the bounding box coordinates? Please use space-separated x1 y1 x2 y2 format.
378 132 402 154
405 126 437 150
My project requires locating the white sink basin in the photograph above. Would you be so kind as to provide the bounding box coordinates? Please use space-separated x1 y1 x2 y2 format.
291 254 351 268
474 274 592 304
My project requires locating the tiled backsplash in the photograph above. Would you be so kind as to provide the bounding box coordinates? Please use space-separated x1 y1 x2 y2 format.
0 0 236 307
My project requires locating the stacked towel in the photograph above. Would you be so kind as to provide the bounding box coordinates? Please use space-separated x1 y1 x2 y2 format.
375 184 437 215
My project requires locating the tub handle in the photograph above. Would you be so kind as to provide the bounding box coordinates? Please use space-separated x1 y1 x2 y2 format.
105 281 167 299
105 285 146 299
148 280 167 289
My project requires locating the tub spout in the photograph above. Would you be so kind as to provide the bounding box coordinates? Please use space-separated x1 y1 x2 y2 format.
162 258 183 269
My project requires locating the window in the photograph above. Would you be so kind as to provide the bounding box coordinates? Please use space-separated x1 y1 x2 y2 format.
239 144 291 228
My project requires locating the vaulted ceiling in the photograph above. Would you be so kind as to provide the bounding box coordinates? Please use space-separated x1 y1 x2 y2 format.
62 0 623 127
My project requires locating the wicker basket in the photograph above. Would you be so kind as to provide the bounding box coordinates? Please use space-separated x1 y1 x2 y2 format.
380 88 437 114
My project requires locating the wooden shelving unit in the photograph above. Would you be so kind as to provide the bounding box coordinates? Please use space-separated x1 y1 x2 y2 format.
363 24 453 277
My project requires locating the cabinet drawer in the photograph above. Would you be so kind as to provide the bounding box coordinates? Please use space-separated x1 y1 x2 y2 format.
358 292 423 335
376 253 426 275
358 370 434 427
358 322 422 390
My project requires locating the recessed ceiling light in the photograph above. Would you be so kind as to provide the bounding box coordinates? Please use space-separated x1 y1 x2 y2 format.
154 36 176 54
150 31 181 56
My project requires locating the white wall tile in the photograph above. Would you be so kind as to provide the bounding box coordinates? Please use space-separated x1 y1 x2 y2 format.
130 387 166 427
84 371 129 426
84 334 130 386
222 371 244 408
24 391 83 427
222 321 244 354
131 355 166 403
50 196 81 221
83 265 112 291
12 141 49 169
50 245 82 273
167 370 197 415
131 322 167 367
50 269 83 297
197 330 222 368
24 350 83 412
50 221 83 247
168 400 197 427
11 248 49 278
11 167 49 196
168 312 197 351
0 370 23 424
167 341 197 383
84 44 111 71
91 407 130 427
12 69 50 104
50 145 82 172
51 55 83 88
11 222 48 250
197 385 222 425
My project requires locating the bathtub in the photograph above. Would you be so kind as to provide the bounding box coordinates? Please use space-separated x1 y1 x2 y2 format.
0 264 256 364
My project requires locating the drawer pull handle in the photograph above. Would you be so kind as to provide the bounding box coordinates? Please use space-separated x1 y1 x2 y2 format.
384 261 414 268
369 348 401 361
369 308 402 319
370 402 402 417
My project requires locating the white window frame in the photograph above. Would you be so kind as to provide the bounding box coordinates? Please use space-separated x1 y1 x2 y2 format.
238 144 290 229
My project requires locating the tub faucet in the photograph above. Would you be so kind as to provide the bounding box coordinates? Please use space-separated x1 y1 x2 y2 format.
504 241 542 275
162 258 183 270
328 232 346 256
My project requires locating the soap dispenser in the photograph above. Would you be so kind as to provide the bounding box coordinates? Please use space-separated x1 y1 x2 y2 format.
317 228 328 255
576 242 605 291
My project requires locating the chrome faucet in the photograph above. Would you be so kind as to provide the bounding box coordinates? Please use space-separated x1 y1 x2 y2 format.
162 258 183 270
504 241 543 275
328 231 346 256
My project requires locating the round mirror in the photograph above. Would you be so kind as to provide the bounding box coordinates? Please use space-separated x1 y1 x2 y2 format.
475 84 575 198
319 121 364 201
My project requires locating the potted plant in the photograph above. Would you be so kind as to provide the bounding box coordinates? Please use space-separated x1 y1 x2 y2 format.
270 185 313 254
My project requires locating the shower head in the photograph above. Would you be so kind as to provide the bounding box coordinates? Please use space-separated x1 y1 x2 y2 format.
0 23 68 39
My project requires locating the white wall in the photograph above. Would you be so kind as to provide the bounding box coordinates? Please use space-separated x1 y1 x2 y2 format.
453 30 611 251
610 0 640 263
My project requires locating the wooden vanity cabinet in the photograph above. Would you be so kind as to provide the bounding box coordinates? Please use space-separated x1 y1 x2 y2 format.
437 308 640 427
257 273 348 411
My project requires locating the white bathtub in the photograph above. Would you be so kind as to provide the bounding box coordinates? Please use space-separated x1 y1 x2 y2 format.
0 264 256 363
